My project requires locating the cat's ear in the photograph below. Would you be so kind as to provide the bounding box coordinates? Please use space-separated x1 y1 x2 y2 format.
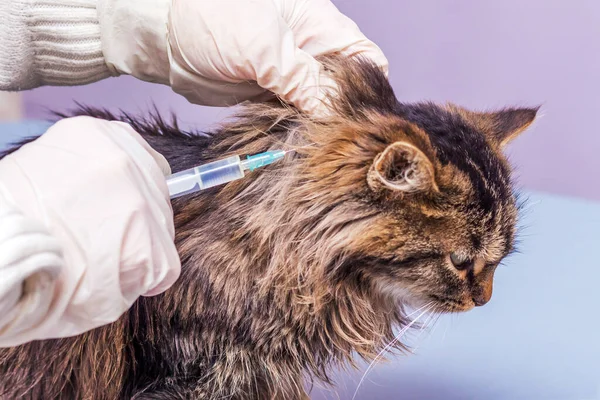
466 107 539 147
367 142 437 193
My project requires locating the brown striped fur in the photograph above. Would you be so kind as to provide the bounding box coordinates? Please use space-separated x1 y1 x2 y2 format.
0 55 537 399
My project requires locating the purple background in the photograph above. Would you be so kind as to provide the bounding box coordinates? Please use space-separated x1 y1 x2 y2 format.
22 0 600 202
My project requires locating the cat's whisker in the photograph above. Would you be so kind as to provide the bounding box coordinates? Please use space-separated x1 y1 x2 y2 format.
350 302 434 400
441 314 451 343
410 311 441 355
416 310 436 336
429 313 443 337
358 302 433 369
351 306 433 398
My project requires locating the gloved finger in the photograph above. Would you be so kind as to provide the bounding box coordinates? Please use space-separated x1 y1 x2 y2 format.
0 252 63 299
5 268 58 337
114 189 180 299
258 45 338 114
0 266 57 341
283 0 389 75
0 212 63 280
0 211 60 249
111 121 172 177
139 214 181 297
0 232 63 271
103 121 175 238
0 198 63 342
249 13 339 114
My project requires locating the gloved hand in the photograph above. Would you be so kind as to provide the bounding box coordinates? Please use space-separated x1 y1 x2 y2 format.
99 0 388 114
0 116 180 347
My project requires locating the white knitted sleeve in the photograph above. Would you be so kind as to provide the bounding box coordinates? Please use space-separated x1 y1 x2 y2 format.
0 0 111 91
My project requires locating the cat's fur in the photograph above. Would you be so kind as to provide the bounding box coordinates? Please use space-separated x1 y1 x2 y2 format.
0 56 537 399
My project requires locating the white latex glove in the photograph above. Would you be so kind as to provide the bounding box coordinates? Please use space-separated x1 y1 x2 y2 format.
99 0 388 114
0 116 180 347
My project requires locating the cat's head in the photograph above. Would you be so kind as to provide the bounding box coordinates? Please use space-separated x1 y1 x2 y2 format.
257 56 539 315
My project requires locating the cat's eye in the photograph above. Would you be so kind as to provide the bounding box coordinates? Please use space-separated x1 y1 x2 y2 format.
450 252 473 270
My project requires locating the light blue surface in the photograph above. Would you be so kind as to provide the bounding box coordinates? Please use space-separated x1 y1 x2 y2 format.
0 121 52 150
1 122 598 399
311 192 600 400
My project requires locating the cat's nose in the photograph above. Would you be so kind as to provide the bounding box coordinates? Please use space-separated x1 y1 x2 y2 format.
472 276 494 307
472 292 491 307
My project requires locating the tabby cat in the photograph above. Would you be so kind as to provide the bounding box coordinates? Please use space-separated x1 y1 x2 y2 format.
0 56 537 399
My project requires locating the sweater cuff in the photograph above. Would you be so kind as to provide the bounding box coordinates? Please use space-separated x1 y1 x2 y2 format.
0 0 111 91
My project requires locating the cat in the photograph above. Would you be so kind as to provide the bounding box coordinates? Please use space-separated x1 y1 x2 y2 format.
0 55 537 399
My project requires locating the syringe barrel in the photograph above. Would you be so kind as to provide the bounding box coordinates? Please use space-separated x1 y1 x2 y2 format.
167 155 245 199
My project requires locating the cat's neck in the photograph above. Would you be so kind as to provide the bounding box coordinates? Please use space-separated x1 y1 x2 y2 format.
170 193 406 385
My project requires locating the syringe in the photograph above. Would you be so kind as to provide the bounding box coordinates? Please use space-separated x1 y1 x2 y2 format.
166 150 288 199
